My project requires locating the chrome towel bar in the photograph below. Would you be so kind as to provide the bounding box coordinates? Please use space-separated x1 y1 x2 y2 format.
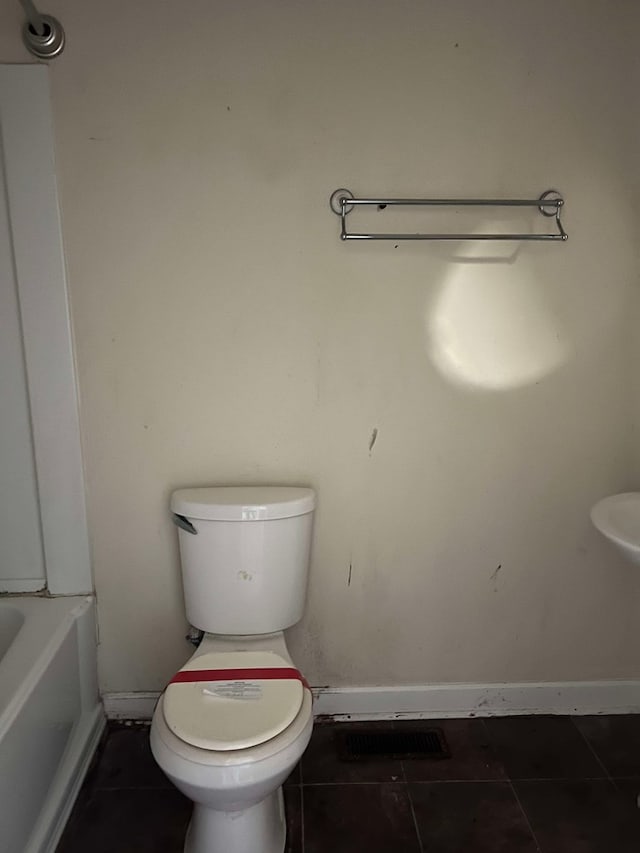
329 188 567 242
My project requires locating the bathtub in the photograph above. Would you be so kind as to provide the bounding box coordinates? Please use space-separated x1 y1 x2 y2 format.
0 596 105 853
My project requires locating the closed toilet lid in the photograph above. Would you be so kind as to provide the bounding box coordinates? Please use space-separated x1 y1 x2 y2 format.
163 651 306 751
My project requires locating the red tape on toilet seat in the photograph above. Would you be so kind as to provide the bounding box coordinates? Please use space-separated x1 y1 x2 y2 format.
168 666 310 691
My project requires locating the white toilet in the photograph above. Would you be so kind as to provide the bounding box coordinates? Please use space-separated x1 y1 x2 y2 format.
150 486 316 853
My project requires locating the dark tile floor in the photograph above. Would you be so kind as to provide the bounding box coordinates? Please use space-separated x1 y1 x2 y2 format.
56 715 640 852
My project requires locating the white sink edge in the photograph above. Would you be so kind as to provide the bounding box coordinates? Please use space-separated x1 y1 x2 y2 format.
590 492 640 565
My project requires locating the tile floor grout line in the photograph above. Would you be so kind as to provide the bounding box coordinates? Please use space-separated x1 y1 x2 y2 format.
299 775 611 786
402 759 426 853
500 775 610 783
299 779 421 787
508 779 544 853
301 778 419 786
92 785 188 794
94 785 178 791
569 716 616 785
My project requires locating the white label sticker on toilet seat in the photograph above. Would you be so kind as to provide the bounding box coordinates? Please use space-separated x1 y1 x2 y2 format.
202 681 263 700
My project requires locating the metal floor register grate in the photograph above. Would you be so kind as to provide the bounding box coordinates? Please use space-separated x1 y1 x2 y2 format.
337 728 450 761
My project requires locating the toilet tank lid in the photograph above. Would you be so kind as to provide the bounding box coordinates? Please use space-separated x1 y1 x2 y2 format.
171 486 315 521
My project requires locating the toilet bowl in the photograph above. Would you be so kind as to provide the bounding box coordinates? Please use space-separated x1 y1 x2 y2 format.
150 486 316 853
151 632 313 853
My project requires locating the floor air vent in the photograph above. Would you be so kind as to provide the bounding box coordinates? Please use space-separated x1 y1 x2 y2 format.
337 728 450 761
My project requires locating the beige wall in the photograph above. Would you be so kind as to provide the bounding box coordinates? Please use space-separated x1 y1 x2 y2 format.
632 33 640 488
2 0 640 693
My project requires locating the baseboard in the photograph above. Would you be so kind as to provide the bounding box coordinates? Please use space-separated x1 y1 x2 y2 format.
102 692 160 720
102 680 640 722
312 681 640 720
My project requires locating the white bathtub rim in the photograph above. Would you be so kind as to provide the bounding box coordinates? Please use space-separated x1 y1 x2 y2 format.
0 579 47 593
0 596 94 741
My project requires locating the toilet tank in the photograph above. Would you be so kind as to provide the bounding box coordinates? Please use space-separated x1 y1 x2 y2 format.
170 486 315 635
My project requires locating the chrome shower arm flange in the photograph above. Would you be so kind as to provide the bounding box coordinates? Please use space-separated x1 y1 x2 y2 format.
22 13 65 59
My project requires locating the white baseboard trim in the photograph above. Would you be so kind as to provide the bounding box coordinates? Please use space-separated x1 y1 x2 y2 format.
102 692 160 720
102 680 640 721
311 681 640 720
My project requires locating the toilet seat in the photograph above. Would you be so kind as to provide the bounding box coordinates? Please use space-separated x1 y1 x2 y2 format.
163 651 306 751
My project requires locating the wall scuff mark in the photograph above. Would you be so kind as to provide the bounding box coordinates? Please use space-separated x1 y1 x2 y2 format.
490 565 502 592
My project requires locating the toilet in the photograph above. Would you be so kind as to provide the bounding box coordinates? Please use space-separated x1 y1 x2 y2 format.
150 486 316 853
